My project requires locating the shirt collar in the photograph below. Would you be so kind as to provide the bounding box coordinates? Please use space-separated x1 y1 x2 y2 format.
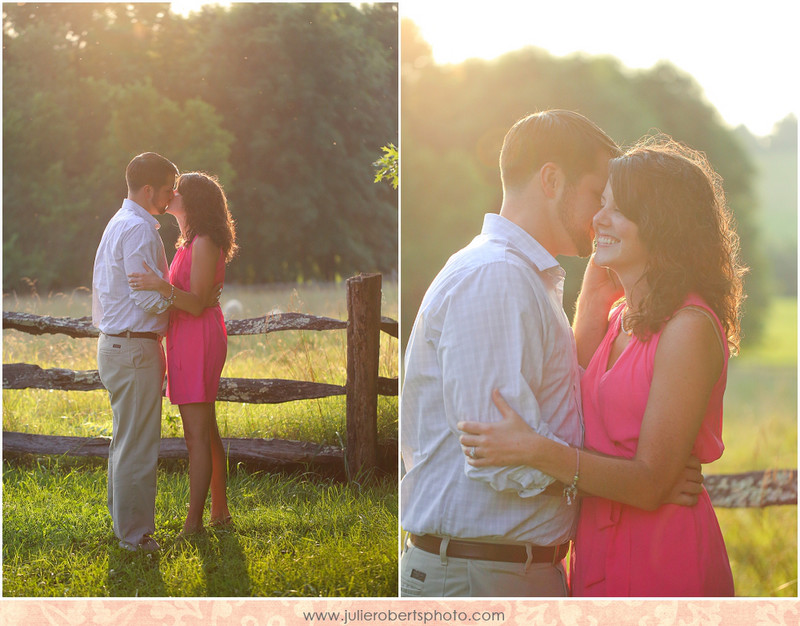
121 198 161 229
481 213 561 273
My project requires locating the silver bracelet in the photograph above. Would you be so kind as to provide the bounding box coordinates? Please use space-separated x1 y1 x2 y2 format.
563 447 580 506
165 283 175 306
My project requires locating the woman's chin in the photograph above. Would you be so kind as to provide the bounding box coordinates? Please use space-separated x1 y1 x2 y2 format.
593 252 614 268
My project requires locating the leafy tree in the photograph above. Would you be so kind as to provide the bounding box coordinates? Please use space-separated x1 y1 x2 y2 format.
3 3 398 291
401 22 769 346
768 114 798 152
373 143 398 189
189 2 398 282
735 115 798 298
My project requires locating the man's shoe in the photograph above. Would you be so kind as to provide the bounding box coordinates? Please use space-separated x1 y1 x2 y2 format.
119 535 160 552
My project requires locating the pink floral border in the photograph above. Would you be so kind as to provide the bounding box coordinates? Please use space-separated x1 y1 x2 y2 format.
0 598 798 625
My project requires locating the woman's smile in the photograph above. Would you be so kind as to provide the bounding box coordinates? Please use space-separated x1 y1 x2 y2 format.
595 233 620 247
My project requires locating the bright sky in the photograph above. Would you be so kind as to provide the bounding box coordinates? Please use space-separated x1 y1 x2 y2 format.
170 1 228 16
402 0 798 137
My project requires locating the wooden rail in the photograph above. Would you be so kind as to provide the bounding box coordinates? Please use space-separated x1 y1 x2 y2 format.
2 363 398 402
2 310 399 339
704 469 796 507
1 430 793 505
1 431 397 477
3 273 397 477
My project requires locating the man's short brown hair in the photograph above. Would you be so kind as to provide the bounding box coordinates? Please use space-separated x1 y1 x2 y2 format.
499 110 620 190
125 152 179 193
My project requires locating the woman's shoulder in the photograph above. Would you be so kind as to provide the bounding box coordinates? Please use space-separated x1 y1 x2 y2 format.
191 234 221 254
678 292 713 312
671 294 724 334
663 294 727 363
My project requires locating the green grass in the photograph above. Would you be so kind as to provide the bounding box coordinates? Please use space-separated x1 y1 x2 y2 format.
738 296 797 367
3 457 397 597
2 282 398 597
707 296 797 597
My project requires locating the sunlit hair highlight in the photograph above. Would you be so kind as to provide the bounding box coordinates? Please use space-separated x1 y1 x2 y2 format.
175 172 238 263
500 109 620 190
610 134 746 352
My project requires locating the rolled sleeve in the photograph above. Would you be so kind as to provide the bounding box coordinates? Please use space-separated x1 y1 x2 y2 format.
438 261 568 497
122 223 170 315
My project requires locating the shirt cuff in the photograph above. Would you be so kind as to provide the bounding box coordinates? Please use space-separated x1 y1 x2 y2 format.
468 464 556 497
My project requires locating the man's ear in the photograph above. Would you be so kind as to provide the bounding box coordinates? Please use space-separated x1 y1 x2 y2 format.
539 162 565 200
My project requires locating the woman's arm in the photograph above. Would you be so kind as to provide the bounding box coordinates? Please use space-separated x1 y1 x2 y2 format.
128 236 221 317
179 236 220 317
460 308 723 511
573 256 623 368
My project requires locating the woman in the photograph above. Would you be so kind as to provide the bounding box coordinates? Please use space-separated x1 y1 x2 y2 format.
129 172 238 535
458 135 744 596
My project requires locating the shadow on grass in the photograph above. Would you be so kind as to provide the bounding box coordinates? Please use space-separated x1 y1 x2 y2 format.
104 528 252 597
4 456 397 596
107 537 169 597
202 529 252 596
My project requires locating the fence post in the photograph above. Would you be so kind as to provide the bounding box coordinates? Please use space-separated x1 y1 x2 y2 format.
346 273 382 477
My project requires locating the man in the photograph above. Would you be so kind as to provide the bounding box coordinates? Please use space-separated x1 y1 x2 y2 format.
92 152 179 552
400 110 622 596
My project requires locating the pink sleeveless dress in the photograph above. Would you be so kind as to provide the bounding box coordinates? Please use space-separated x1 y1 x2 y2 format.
165 239 227 404
570 294 734 596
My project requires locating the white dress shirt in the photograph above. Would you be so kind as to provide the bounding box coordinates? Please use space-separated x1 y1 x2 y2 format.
401 213 584 546
92 199 170 335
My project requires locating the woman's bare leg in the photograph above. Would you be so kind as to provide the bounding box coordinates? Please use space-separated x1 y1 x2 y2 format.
208 404 231 524
179 402 214 533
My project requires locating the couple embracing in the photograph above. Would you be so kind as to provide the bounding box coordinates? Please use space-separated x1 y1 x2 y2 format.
400 110 744 596
92 152 237 552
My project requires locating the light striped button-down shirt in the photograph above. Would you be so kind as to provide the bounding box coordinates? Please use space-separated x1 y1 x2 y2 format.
401 213 584 546
92 199 171 336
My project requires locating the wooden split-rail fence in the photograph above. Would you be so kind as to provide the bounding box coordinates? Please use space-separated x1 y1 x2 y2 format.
2 271 797 506
3 273 397 479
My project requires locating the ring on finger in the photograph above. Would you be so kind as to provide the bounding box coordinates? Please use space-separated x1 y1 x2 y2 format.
469 446 477 459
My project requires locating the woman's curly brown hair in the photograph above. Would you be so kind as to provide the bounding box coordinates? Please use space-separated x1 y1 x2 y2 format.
610 135 746 353
175 172 238 263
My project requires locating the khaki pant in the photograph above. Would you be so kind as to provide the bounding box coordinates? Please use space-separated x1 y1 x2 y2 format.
97 334 165 545
400 540 568 597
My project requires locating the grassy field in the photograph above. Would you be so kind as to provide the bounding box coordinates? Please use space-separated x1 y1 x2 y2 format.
3 457 396 597
2 281 399 597
711 296 797 597
2 286 796 597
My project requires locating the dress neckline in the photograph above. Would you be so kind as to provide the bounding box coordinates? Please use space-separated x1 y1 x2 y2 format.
603 307 634 374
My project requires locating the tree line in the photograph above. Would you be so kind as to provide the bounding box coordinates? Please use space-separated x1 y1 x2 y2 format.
736 116 797 298
3 3 398 291
400 19 774 348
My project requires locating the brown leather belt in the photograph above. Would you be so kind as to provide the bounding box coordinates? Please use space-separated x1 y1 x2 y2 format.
410 534 570 564
105 331 160 341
